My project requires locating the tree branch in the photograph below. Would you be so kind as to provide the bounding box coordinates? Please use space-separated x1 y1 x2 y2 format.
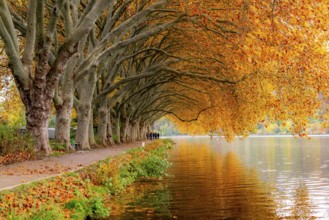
0 0 19 52
0 17 29 88
22 0 37 67
143 106 215 122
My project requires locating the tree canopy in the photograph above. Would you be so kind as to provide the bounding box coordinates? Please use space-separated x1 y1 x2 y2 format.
169 0 329 140
0 0 329 153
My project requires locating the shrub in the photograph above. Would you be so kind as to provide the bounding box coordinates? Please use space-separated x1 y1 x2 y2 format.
0 124 34 156
65 197 109 219
112 134 119 143
49 140 66 151
135 151 171 179
70 128 77 140
0 124 35 165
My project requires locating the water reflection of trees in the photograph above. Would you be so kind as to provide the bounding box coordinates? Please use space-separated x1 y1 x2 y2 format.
105 141 317 219
170 143 316 219
169 144 279 219
221 153 278 219
106 181 173 219
292 183 315 219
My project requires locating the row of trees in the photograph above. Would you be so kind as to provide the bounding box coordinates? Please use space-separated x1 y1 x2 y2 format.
1 0 329 154
0 0 238 154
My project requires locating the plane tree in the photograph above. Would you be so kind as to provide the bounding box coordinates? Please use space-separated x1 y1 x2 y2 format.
0 0 116 154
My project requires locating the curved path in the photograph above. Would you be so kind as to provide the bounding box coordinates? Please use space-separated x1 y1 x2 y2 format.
0 141 147 191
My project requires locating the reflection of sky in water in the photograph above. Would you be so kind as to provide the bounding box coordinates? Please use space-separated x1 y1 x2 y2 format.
201 136 329 218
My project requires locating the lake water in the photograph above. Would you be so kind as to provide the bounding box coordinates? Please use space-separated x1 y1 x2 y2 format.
111 136 329 219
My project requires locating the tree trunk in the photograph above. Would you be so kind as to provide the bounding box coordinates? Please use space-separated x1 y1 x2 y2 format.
142 124 147 140
25 100 52 155
54 56 76 150
27 117 51 155
115 113 122 144
55 105 72 149
98 99 108 146
131 118 140 142
89 112 96 146
76 102 92 150
131 123 137 142
124 117 132 142
139 124 145 140
75 72 97 150
120 118 126 143
106 112 115 145
54 84 74 150
136 118 141 141
19 76 54 155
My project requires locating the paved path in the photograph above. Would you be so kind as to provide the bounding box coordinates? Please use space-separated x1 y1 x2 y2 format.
0 141 147 192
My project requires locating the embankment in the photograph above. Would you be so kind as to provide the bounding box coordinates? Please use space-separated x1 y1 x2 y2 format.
0 139 173 219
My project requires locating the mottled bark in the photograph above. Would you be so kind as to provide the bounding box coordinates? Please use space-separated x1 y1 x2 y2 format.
89 113 96 146
76 102 92 149
107 113 115 145
131 118 140 142
55 103 72 149
115 113 122 144
98 99 109 146
131 123 137 142
136 118 142 141
76 73 97 150
54 70 75 149
121 116 129 143
123 117 132 142
26 108 51 155
139 123 147 140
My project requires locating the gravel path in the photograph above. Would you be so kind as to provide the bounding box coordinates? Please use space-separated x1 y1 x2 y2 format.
0 141 147 191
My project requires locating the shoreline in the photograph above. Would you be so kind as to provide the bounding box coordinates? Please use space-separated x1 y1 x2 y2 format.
161 134 329 139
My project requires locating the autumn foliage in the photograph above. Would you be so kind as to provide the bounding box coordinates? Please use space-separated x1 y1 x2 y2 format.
0 0 329 150
167 0 329 139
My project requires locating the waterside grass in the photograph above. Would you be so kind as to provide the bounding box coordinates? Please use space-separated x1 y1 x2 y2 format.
0 139 173 219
